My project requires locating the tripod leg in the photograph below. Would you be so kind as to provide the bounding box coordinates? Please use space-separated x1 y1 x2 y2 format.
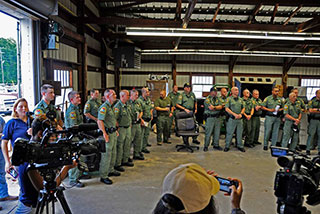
36 193 46 214
56 188 72 214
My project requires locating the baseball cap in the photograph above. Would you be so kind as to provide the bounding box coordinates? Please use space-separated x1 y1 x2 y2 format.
183 83 191 88
210 87 217 92
162 163 220 213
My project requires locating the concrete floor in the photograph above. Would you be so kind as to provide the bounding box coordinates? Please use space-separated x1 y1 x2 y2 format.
1 129 319 214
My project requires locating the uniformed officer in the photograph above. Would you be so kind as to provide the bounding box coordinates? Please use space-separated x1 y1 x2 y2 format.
176 83 200 144
306 89 320 156
33 84 63 128
64 91 85 187
155 90 173 145
97 89 119 185
261 87 284 150
251 89 263 145
128 89 145 160
203 87 223 152
84 88 102 123
219 87 229 138
281 93 302 151
138 87 153 153
114 90 134 172
288 88 307 151
167 85 180 137
242 89 254 148
224 87 245 152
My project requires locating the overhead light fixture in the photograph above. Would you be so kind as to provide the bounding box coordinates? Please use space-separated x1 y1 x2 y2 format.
126 27 320 41
141 49 320 58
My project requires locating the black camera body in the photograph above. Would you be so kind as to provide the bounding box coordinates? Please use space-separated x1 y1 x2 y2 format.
12 124 104 170
271 146 320 214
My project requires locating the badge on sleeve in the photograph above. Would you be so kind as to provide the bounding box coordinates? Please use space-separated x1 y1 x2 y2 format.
100 107 106 115
70 112 76 120
284 105 288 111
85 103 90 110
34 109 43 117
114 108 119 113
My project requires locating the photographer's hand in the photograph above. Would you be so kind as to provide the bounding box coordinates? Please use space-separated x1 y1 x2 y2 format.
227 178 243 209
5 161 12 174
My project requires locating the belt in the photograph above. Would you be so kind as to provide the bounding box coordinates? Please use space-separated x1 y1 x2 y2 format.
207 114 220 118
266 114 280 118
310 118 320 120
106 127 117 134
119 125 130 128
132 120 141 124
142 118 151 122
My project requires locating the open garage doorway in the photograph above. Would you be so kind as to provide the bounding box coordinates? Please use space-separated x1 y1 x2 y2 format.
0 10 37 116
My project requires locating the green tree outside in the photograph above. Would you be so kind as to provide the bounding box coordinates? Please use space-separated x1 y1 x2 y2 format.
0 37 17 83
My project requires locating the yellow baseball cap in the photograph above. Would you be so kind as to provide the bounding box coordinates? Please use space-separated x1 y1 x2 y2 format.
162 163 220 213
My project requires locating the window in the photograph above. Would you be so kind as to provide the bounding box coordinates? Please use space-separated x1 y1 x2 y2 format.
301 79 320 100
54 69 72 88
192 76 213 98
54 69 73 110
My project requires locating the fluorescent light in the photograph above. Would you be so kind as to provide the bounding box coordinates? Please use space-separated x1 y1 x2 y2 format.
126 28 320 41
141 49 320 58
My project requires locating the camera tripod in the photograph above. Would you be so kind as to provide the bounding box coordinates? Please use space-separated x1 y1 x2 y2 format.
35 169 72 214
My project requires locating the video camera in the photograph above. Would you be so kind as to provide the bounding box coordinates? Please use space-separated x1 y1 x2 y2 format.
271 146 320 214
12 123 105 170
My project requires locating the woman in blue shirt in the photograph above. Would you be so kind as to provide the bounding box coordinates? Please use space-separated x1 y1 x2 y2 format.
0 98 32 201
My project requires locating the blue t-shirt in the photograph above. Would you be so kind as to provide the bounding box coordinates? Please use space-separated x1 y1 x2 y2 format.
18 162 39 207
1 118 30 146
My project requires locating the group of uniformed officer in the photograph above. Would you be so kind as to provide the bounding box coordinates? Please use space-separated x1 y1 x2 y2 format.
33 83 320 187
203 85 320 155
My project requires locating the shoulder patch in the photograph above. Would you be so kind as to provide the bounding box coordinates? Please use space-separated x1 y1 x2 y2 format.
70 112 76 119
85 103 90 110
284 105 288 111
114 108 119 113
205 98 210 104
34 109 44 117
100 107 107 114
178 95 183 100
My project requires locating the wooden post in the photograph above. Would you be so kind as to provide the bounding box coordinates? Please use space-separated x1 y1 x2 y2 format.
172 55 177 85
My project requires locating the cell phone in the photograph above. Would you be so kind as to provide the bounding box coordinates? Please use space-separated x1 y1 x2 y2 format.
8 167 19 179
216 177 238 194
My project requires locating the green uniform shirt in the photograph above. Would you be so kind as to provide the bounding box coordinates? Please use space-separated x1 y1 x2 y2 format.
98 101 117 128
204 95 221 116
219 96 228 106
114 100 131 127
177 92 196 110
155 97 172 117
308 97 320 119
168 91 180 108
225 96 244 114
34 99 60 121
65 103 83 128
262 95 283 115
243 97 254 115
285 97 306 111
84 98 102 118
138 96 153 120
127 99 143 122
284 101 301 120
251 97 263 116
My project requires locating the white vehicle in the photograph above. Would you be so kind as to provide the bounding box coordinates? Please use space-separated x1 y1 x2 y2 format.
0 95 17 115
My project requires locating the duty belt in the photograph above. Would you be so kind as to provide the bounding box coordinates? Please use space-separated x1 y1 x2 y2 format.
132 119 141 124
106 127 117 134
142 118 151 122
119 125 130 128
207 114 220 118
266 113 280 118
